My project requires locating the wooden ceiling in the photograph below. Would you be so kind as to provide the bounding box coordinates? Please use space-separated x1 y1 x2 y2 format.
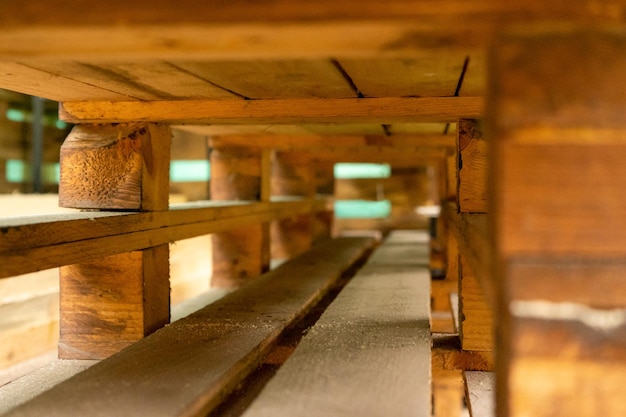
0 1 622 137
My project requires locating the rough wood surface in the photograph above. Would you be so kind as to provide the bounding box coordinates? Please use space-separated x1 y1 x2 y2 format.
242 231 431 417
464 372 495 417
59 97 483 124
59 123 171 211
457 119 486 213
4 237 375 417
459 256 493 352
0 199 329 279
59 245 170 360
432 335 494 373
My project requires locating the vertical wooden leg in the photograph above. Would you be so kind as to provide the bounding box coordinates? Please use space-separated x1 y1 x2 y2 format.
458 255 493 352
271 152 315 261
58 123 171 359
489 28 626 417
210 146 268 287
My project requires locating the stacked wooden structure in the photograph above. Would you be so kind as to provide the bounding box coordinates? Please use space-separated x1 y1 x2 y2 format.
0 2 625 416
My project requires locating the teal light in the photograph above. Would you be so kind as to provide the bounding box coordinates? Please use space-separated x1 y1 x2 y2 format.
334 163 391 179
334 200 391 219
6 160 25 182
6 108 27 123
170 160 210 182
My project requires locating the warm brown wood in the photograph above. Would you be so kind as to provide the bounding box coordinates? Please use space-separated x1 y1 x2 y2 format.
270 152 315 261
0 199 328 279
457 119 486 213
4 237 375 417
59 245 169 359
243 231 431 417
207 134 455 150
431 335 494 373
464 372 495 417
489 28 626 417
458 255 493 352
446 204 493 307
210 146 269 288
432 227 459 312
59 97 484 124
59 123 171 210
432 370 464 417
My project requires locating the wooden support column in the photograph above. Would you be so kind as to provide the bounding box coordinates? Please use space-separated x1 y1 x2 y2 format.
455 118 493 352
210 146 269 288
58 123 171 359
271 152 315 262
490 28 626 417
311 158 335 244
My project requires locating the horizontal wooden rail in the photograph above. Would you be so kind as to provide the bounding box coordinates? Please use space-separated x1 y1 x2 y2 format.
3 237 376 417
0 197 330 279
445 203 493 306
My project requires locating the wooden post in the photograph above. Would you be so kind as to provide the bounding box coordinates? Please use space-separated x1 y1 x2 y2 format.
458 255 493 352
457 119 487 213
210 145 269 287
58 123 171 359
489 28 626 417
311 158 335 244
271 151 315 262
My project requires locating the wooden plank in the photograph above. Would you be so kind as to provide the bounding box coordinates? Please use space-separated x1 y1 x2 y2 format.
0 360 97 414
464 372 495 417
0 198 329 279
207 134 455 150
0 62 132 102
457 119 487 213
242 231 431 417
176 123 387 137
458 256 493 352
338 54 468 97
59 124 171 211
0 1 622 64
174 60 356 99
4 237 375 417
59 97 484 124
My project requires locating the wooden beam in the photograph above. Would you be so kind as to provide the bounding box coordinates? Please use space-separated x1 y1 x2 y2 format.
4 237 375 417
489 27 626 417
207 134 455 150
59 97 484 124
0 199 329 279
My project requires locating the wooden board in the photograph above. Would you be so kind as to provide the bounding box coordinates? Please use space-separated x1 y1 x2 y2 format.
59 97 484 124
0 198 329 279
174 60 356 99
457 119 487 213
3 237 375 417
242 231 431 417
464 372 495 417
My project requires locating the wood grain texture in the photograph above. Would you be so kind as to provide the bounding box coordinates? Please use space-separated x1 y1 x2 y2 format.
243 231 431 417
464 372 495 417
174 60 356 99
0 199 329 279
4 237 375 417
59 123 171 211
457 119 487 213
432 335 494 373
459 256 493 352
59 245 170 360
210 146 268 287
59 97 484 124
